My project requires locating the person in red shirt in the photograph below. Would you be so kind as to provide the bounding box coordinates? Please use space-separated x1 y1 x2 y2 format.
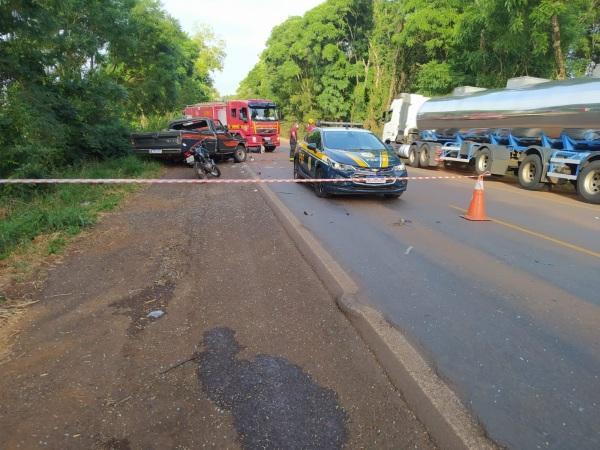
289 122 299 160
306 118 316 133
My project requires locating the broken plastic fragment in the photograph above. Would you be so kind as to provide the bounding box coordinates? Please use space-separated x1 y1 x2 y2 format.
147 310 165 319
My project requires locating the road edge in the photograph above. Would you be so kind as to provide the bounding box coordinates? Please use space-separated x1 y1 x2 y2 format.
248 163 498 450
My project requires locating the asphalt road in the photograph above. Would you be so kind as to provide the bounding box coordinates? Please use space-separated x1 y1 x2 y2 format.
249 146 600 450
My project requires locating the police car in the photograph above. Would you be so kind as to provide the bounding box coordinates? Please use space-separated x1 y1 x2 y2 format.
293 123 408 198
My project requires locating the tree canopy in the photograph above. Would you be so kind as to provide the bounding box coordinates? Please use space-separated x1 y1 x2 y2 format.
0 0 224 179
1 0 597 180
238 0 599 126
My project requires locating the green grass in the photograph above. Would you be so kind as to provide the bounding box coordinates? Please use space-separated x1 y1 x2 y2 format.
0 155 161 260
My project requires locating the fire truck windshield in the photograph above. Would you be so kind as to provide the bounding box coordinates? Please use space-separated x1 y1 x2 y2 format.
250 107 279 122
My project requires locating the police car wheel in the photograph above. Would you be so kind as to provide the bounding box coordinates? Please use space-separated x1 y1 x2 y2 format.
314 182 329 198
314 168 330 198
293 160 302 179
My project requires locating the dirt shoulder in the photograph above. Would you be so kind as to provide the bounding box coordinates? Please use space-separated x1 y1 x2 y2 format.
0 162 435 449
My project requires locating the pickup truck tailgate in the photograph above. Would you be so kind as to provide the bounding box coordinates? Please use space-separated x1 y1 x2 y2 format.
130 132 182 155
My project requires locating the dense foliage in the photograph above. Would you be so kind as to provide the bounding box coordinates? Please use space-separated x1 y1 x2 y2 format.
0 0 224 179
238 0 599 126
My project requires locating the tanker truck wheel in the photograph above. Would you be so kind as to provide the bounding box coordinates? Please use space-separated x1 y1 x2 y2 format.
475 148 492 175
408 145 420 168
518 154 544 190
419 144 431 167
577 160 600 204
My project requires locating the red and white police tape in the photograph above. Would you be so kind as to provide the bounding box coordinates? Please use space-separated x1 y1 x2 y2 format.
0 174 488 185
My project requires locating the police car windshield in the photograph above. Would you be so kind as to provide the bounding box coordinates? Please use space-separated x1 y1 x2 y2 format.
323 130 386 151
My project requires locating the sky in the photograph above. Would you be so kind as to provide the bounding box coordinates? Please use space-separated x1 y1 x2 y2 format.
161 0 324 96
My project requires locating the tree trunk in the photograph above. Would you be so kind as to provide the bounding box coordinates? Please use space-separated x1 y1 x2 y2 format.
386 47 403 108
551 14 566 79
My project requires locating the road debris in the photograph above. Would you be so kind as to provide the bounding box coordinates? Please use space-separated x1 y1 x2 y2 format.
160 353 200 375
47 293 73 299
147 310 165 319
106 395 132 408
394 218 412 227
405 246 414 255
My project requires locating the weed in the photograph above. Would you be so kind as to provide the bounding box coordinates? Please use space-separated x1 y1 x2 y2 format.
1 155 161 260
47 236 67 255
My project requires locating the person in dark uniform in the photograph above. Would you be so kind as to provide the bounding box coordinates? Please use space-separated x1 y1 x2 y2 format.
289 122 299 160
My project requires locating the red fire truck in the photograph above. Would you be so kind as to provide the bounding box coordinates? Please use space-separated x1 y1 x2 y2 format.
184 99 281 153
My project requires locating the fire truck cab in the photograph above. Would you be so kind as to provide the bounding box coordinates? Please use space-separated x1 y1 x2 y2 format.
184 99 281 153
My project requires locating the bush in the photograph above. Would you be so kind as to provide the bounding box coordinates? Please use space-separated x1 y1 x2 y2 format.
132 111 184 132
0 156 160 260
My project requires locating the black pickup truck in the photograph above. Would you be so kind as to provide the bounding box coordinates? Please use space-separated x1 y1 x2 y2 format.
131 117 247 162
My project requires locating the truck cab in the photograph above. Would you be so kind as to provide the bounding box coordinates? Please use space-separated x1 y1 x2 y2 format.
184 99 281 153
382 94 429 146
228 100 280 152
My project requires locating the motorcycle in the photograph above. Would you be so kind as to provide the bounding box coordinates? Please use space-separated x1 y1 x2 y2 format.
184 142 221 179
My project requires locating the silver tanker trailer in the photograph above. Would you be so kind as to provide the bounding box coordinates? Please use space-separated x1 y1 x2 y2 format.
382 77 600 203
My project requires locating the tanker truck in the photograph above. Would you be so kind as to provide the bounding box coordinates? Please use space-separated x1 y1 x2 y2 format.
382 77 600 204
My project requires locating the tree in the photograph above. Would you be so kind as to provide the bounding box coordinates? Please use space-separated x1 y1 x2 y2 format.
238 0 373 121
239 0 596 127
0 0 225 179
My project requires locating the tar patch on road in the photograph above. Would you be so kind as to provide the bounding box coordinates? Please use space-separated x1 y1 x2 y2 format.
198 327 348 450
109 281 174 336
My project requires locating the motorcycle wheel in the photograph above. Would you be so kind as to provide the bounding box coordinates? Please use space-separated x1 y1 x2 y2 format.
194 162 207 179
210 165 221 178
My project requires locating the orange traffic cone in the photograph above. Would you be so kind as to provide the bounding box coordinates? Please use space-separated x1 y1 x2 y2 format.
462 175 490 221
